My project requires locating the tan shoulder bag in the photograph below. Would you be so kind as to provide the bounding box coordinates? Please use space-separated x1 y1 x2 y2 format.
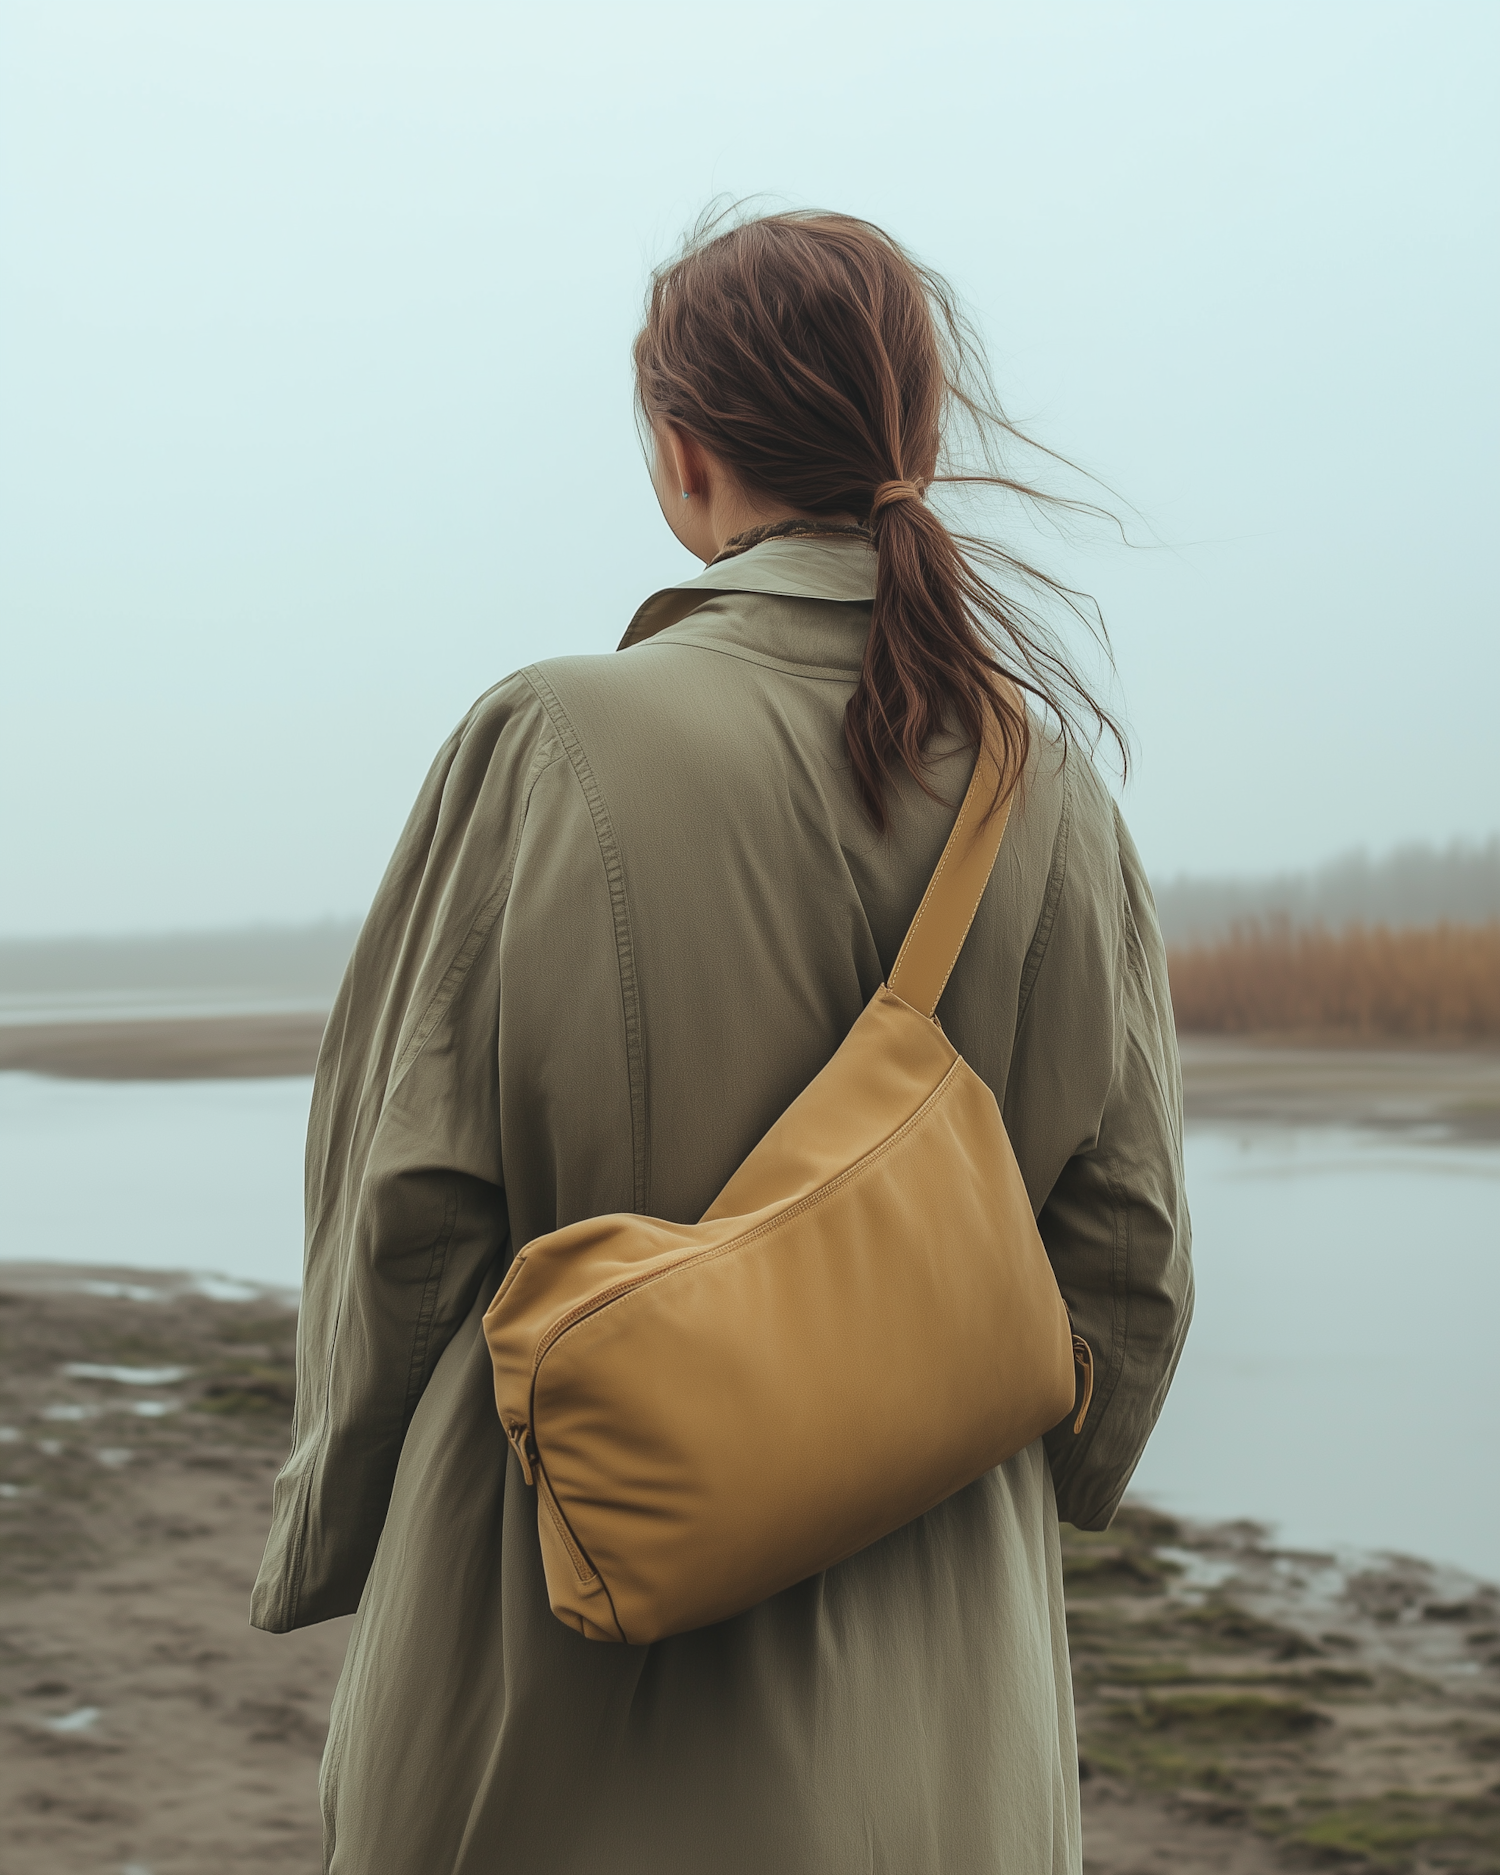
483 739 1093 1644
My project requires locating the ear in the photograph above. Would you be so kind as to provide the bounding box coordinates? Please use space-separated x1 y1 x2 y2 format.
654 418 709 501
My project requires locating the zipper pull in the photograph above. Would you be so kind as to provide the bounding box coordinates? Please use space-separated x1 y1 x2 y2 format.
505 1421 537 1487
1071 1334 1095 1435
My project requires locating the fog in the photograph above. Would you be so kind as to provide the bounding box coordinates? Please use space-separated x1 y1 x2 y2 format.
0 923 360 1007
1154 836 1500 943
3 2 1496 937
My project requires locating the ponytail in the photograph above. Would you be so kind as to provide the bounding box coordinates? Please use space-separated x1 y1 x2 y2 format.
636 206 1125 830
848 481 1020 829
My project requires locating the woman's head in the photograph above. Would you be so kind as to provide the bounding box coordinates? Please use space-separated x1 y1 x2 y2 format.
635 207 1123 827
636 213 945 526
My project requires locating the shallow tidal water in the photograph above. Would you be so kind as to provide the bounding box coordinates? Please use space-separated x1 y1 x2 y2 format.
0 1072 311 1293
1132 1126 1499 1580
1 1071 1496 1580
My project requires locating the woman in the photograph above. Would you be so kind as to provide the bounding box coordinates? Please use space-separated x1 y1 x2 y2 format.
253 209 1192 1873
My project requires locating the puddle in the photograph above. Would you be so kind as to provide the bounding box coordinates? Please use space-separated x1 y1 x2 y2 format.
94 1448 134 1469
64 1363 188 1386
44 1705 102 1733
81 1279 169 1303
41 1397 180 1421
1153 1516 1500 1682
192 1275 266 1302
1157 1546 1241 1594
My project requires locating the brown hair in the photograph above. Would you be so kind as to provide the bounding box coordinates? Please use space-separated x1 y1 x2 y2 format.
634 206 1126 827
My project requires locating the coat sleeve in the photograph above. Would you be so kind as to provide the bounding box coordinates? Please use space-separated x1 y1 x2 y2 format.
251 675 561 1632
1023 766 1194 1530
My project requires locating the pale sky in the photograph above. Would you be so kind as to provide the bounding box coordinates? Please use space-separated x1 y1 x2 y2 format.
2 1 1496 936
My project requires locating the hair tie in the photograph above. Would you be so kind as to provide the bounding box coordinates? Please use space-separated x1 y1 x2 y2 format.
870 479 924 517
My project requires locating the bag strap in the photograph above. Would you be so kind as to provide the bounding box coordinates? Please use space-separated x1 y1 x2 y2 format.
887 736 1013 1020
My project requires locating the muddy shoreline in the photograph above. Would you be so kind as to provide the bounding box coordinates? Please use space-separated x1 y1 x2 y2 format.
0 1013 328 1082
2 1265 1496 1874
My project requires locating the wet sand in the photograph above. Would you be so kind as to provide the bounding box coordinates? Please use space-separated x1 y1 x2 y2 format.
0 1267 349 1872
1177 1035 1500 1142
2 1265 1497 1874
0 1014 328 1082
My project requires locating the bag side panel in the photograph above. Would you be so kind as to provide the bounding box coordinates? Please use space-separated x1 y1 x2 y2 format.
534 1466 626 1642
485 1213 706 1432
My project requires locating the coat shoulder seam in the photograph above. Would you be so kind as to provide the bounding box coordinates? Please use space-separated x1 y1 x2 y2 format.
521 667 650 1213
634 636 862 684
1016 760 1074 1028
387 738 565 1091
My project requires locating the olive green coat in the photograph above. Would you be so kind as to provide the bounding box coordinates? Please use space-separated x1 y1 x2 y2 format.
252 537 1192 1874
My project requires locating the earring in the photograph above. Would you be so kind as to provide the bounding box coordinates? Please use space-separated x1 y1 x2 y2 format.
681 490 691 502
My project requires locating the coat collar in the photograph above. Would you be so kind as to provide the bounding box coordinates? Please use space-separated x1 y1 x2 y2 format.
619 536 878 652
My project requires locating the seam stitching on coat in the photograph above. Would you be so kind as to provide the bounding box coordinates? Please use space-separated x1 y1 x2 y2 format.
389 742 566 1091
401 1178 461 1419
634 636 865 684
1054 983 1135 1515
1041 789 1129 1518
1093 1148 1134 1505
1099 1145 1133 1461
279 729 563 1628
279 1465 316 1632
1048 1141 1131 1515
1017 762 1072 1028
319 1671 349 1861
523 667 650 1213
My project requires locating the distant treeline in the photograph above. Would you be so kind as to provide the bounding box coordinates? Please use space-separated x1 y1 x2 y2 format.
1153 836 1500 945
1168 920 1500 1040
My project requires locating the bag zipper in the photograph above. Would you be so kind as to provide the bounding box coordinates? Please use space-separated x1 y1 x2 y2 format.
528 1059 966 1380
504 1419 598 1583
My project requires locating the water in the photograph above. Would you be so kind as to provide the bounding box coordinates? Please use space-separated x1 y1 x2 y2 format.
2 1072 1497 1579
0 1072 310 1292
1132 1127 1500 1579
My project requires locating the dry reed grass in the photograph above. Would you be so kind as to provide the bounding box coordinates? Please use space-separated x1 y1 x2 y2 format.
1167 920 1500 1039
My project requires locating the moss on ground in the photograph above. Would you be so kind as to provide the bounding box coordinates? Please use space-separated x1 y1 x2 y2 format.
1125 1689 1327 1739
1064 1502 1500 1871
1277 1791 1500 1870
1061 1507 1184 1596
194 1361 295 1415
